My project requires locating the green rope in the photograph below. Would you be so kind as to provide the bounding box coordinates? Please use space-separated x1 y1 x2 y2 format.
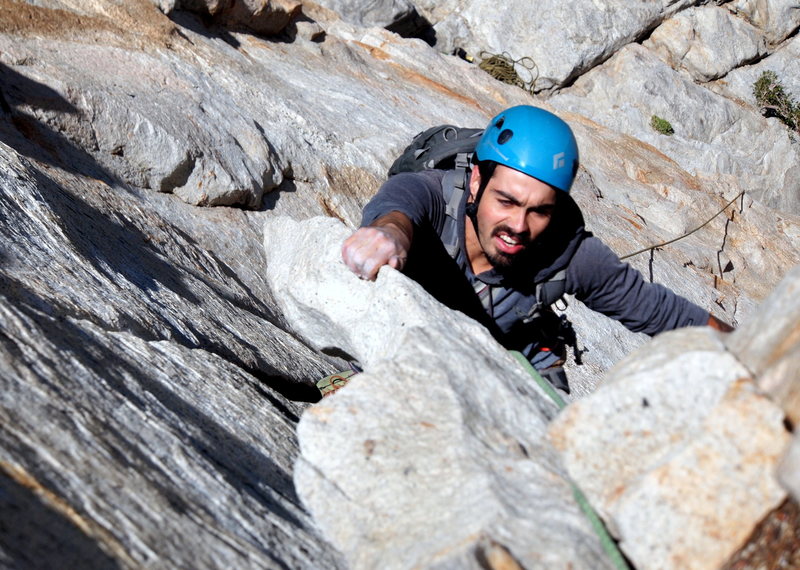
509 351 631 570
478 51 539 93
510 350 567 410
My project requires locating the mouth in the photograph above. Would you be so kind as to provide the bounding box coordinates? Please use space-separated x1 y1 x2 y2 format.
493 230 526 255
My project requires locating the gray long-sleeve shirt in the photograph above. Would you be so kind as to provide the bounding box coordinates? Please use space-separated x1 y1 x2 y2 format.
362 169 709 366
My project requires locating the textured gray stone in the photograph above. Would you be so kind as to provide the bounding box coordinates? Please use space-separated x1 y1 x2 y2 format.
312 0 417 29
0 140 344 567
550 44 800 216
708 34 800 127
0 141 329 385
725 264 800 424
645 5 768 82
2 41 282 208
0 295 345 569
415 0 695 91
0 0 515 211
728 0 800 44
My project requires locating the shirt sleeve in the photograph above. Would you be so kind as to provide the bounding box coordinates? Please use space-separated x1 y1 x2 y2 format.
567 236 710 335
361 171 448 232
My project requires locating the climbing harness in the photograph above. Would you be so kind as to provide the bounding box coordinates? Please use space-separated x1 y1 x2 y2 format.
509 351 631 570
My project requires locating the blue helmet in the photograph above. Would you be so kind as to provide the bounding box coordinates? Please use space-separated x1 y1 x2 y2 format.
475 105 579 193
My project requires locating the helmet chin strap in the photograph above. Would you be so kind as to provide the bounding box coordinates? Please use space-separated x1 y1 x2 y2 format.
465 170 490 235
465 193 481 239
465 200 478 220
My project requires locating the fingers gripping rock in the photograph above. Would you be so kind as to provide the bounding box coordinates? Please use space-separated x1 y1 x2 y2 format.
342 226 408 280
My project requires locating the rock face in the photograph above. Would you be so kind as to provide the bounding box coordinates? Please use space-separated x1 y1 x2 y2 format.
550 44 800 215
264 216 615 569
165 0 303 35
417 0 800 92
0 143 328 386
729 0 800 45
724 264 800 506
726 264 800 411
0 1 282 208
0 298 344 569
0 133 343 567
708 34 800 112
645 5 768 83
0 0 799 567
415 0 696 91
411 0 800 215
547 265 800 569
311 0 420 30
548 325 790 569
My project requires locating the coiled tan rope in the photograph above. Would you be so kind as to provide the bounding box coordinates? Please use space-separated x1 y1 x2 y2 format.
478 51 539 93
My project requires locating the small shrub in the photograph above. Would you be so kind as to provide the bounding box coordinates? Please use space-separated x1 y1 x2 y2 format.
650 115 674 136
753 70 800 133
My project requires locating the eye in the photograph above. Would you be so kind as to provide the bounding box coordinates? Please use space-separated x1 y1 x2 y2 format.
529 205 555 217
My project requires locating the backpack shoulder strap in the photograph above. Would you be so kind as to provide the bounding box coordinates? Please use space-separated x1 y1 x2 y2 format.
536 269 567 308
440 152 472 257
520 269 568 324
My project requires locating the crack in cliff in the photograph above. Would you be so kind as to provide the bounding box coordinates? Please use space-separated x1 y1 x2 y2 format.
716 211 733 280
713 192 745 293
648 248 656 283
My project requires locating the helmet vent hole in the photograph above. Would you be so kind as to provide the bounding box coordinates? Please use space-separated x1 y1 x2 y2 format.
497 129 514 145
494 117 505 129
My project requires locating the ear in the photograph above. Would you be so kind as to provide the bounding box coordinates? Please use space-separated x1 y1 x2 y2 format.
468 164 481 202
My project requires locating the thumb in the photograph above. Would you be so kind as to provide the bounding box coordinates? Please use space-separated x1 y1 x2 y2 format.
388 255 407 270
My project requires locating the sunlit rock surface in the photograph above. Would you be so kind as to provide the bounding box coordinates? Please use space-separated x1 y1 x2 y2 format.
1 0 799 566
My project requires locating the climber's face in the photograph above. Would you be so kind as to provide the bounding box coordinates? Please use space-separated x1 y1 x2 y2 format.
466 164 557 272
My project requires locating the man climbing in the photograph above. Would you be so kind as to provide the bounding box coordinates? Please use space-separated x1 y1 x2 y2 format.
336 105 733 395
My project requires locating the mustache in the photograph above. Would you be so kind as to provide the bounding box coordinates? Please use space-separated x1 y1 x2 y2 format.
491 225 531 244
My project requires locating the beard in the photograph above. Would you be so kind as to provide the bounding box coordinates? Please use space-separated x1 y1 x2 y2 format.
482 224 531 269
486 250 515 268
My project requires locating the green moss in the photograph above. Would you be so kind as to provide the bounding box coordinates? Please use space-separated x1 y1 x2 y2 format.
650 115 674 136
753 70 800 133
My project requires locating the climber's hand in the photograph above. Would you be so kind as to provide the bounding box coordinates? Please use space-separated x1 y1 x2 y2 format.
342 212 412 281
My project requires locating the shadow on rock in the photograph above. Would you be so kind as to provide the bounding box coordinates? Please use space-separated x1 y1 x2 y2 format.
27 165 203 309
0 470 121 570
166 10 242 49
0 62 115 186
0 61 331 401
4 283 306 527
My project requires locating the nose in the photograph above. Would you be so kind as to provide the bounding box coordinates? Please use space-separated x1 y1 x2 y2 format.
507 208 529 235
